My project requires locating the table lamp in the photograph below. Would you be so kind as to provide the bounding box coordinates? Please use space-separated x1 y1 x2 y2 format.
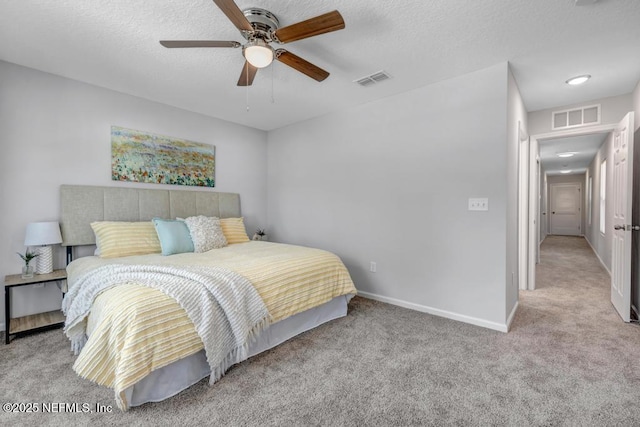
24 221 62 274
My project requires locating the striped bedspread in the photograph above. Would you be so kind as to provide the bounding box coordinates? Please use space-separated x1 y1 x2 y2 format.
64 241 357 410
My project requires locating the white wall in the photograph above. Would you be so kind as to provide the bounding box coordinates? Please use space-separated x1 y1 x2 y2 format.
267 63 511 330
506 67 528 324
528 94 633 136
0 61 268 326
584 133 613 272
546 174 586 236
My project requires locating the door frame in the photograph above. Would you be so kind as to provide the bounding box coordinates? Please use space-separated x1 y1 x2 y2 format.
528 140 540 288
518 122 530 290
527 123 617 291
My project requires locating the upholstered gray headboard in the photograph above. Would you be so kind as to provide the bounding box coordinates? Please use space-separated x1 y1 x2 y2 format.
60 185 241 246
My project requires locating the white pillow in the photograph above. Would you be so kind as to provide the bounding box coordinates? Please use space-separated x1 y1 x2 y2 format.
183 216 227 252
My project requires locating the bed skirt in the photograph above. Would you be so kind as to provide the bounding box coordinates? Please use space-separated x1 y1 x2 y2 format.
125 294 351 407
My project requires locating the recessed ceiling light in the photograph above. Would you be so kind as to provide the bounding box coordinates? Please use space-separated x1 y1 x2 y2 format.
557 152 577 158
560 170 572 174
566 75 591 85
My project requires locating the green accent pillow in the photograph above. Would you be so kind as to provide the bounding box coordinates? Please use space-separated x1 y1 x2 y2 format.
152 218 194 256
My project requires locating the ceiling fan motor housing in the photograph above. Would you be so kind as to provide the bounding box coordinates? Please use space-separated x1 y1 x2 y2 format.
242 8 280 41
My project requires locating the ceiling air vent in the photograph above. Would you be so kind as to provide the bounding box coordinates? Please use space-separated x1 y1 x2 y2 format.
354 70 392 87
552 104 600 130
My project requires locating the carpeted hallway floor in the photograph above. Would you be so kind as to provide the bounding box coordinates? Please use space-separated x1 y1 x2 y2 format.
1 235 639 426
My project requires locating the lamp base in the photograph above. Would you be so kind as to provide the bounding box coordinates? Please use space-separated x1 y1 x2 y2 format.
34 246 54 274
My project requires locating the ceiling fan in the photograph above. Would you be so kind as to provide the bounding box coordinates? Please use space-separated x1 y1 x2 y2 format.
160 0 345 86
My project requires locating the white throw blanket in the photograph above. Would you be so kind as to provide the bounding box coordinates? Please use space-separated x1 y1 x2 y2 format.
62 264 271 383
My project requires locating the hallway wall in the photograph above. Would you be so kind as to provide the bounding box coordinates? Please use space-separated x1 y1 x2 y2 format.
584 133 614 272
528 94 632 135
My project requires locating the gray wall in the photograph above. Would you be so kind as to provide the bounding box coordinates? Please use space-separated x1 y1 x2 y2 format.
267 63 511 330
0 61 268 325
528 94 633 136
584 133 614 272
546 173 586 237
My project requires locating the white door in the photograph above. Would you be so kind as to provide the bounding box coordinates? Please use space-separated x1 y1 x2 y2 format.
611 112 635 322
550 183 581 235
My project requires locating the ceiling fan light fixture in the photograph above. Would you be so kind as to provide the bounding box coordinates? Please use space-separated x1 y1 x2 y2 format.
565 74 591 85
243 39 273 68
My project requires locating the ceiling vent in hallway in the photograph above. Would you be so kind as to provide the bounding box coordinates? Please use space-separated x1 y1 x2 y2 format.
353 70 392 87
552 104 600 130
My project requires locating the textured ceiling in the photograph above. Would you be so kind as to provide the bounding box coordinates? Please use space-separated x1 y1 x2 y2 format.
539 133 609 175
1 0 639 131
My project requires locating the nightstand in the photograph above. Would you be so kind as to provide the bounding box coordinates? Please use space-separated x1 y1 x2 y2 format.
4 269 67 344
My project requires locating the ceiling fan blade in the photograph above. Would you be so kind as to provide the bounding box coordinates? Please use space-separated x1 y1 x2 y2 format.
273 10 345 44
237 61 258 86
212 0 254 32
160 40 241 48
275 50 329 82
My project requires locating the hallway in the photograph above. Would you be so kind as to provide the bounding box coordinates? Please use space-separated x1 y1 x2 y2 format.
515 235 633 332
512 235 640 406
507 235 640 421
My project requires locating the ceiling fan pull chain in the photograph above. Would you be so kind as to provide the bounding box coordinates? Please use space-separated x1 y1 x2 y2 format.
246 62 250 112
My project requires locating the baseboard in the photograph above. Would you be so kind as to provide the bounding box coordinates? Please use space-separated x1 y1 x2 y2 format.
584 236 612 276
357 291 509 333
0 322 5 332
506 301 519 331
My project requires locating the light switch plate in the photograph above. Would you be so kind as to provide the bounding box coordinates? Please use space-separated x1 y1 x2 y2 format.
468 198 489 211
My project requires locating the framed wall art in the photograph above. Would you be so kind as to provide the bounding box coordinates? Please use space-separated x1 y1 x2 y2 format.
111 126 215 187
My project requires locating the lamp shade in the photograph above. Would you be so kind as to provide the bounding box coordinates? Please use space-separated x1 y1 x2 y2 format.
24 221 62 246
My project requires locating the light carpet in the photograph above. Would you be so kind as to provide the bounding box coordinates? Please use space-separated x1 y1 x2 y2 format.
1 235 639 426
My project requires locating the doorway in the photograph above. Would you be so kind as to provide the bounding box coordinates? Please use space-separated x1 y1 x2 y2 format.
549 182 581 235
524 113 635 322
524 126 612 290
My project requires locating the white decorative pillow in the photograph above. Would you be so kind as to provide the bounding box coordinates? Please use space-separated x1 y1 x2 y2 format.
183 215 227 252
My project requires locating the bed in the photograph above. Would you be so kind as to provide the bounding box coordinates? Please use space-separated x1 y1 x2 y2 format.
60 185 356 410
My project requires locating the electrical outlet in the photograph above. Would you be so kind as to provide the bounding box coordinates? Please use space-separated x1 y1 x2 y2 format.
468 198 489 211
369 262 377 273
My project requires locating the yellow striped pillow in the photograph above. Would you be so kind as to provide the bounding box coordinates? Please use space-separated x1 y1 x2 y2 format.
91 221 161 258
219 217 250 244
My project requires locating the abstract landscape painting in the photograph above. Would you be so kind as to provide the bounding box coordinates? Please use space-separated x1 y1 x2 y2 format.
111 126 215 187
